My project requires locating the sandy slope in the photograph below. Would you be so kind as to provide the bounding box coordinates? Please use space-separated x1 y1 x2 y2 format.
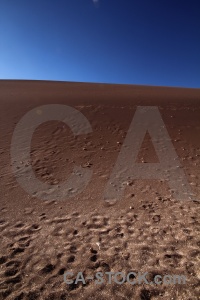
0 80 200 299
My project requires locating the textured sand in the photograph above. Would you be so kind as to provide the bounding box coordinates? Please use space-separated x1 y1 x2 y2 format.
0 80 200 299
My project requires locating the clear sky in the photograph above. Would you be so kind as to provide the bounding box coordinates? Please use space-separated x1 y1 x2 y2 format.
0 0 200 88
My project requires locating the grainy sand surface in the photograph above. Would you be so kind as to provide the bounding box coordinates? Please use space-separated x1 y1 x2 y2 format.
0 80 200 299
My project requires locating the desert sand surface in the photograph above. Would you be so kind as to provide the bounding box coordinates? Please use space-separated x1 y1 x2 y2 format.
0 80 200 299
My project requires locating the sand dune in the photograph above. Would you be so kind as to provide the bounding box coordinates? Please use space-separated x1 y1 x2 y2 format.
0 80 200 299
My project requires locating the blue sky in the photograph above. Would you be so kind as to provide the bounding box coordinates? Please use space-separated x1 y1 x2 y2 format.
0 0 200 87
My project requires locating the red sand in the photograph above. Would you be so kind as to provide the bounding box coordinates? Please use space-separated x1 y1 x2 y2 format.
0 80 200 299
